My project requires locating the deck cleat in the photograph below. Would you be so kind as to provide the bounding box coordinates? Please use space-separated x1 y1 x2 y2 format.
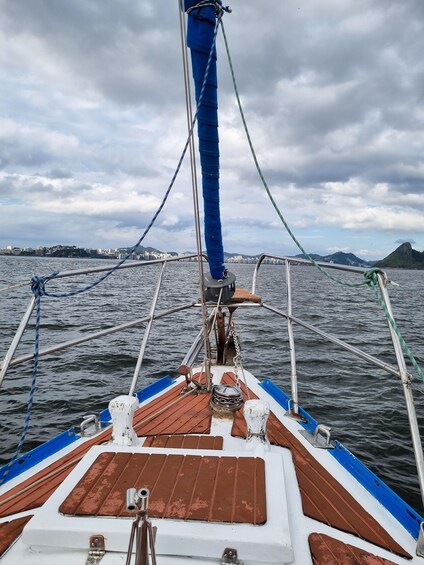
109 395 140 447
243 399 270 451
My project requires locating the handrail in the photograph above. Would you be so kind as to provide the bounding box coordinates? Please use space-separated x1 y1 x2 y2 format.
252 253 366 295
285 261 299 415
2 303 195 371
261 303 403 379
33 253 203 281
252 253 424 510
129 262 167 396
0 296 36 387
377 272 424 508
0 254 206 388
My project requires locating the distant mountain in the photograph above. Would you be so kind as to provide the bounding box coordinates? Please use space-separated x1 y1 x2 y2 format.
321 251 373 267
128 245 162 254
294 251 373 268
293 253 322 261
375 243 424 269
14 243 420 269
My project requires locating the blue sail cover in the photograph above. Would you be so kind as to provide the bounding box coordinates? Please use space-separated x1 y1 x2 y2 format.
185 1 225 280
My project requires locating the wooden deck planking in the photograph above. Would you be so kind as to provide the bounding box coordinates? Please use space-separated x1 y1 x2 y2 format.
229 288 262 304
0 382 213 518
221 373 411 559
59 453 267 524
0 369 411 561
143 434 223 450
309 533 398 564
0 515 32 558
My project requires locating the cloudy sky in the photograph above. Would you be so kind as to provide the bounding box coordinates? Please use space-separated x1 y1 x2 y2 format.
1 0 423 260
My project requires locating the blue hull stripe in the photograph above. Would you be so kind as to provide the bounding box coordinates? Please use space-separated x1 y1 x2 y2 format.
260 378 423 538
0 427 78 484
0 375 174 485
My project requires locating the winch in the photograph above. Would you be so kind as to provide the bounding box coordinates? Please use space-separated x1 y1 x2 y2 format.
210 384 243 414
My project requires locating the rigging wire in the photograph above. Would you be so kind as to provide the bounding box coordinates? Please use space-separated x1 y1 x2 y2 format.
365 269 424 380
220 21 367 290
0 7 224 478
220 19 423 381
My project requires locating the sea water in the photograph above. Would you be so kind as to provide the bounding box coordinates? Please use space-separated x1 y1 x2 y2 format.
0 255 423 513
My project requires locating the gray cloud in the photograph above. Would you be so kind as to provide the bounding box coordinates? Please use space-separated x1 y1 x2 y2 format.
395 238 416 245
44 169 74 179
1 0 183 108
0 0 423 257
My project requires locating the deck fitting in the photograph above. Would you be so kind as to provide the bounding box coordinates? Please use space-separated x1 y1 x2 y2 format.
416 522 424 557
86 535 105 565
210 384 243 414
221 547 243 564
299 424 335 449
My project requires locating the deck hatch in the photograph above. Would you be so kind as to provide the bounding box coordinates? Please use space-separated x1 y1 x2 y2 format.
59 452 266 524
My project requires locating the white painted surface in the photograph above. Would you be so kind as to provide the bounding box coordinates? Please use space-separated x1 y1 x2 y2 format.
2 366 421 563
109 395 139 446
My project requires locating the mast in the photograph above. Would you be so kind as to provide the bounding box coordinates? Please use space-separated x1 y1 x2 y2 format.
184 0 235 304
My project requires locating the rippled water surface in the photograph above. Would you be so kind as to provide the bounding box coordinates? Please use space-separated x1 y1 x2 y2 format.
1 256 423 513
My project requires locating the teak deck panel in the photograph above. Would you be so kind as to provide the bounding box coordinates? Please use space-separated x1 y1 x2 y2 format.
0 515 32 558
309 533 397 564
59 452 266 524
229 288 261 304
143 434 223 450
221 373 411 559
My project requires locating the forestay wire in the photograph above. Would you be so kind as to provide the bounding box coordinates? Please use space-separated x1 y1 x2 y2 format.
220 20 423 381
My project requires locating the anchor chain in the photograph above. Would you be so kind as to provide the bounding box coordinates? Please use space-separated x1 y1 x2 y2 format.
227 322 250 399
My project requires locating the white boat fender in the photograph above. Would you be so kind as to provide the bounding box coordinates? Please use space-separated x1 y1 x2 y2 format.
243 399 270 451
109 395 140 446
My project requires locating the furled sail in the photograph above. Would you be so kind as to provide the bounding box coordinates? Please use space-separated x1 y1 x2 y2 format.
184 0 225 280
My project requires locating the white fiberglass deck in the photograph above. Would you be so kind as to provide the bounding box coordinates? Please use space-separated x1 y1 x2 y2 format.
0 366 420 564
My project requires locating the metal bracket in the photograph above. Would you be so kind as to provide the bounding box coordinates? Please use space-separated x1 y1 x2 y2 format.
222 548 243 564
80 414 100 437
284 398 307 422
299 424 335 449
416 522 424 557
86 535 105 564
